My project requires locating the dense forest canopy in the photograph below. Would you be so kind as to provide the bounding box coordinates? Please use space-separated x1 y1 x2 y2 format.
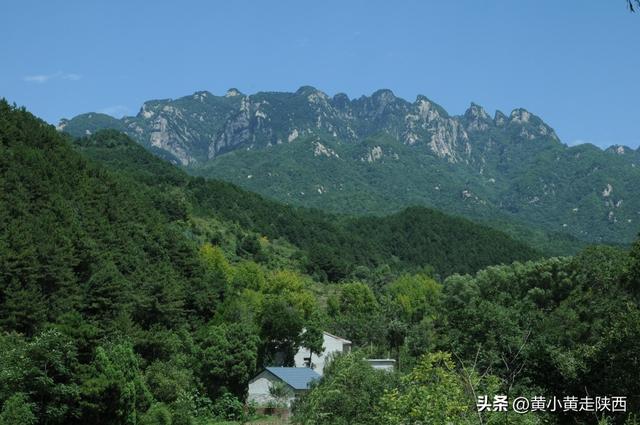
71 128 541 280
1 100 639 424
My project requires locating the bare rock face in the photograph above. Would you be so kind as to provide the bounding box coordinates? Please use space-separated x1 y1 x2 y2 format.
313 141 339 159
508 108 559 142
210 96 255 158
138 103 196 165
401 98 473 163
225 88 242 97
464 103 492 132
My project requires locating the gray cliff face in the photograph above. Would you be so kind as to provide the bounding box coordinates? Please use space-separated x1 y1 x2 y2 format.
210 96 256 159
61 86 560 166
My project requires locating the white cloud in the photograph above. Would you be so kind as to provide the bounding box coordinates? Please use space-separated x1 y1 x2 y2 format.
23 74 54 83
23 72 82 84
99 105 130 117
62 73 82 81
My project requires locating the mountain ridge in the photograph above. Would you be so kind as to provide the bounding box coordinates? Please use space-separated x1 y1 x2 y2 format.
60 86 639 152
59 87 640 248
59 86 567 165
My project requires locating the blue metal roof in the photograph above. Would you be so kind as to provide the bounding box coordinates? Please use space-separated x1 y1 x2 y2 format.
266 367 321 390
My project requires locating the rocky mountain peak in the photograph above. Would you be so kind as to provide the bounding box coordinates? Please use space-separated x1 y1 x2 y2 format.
331 93 351 110
463 103 492 132
138 103 156 119
371 89 397 104
225 88 242 97
295 85 321 96
295 86 330 105
56 118 69 131
509 108 532 123
508 108 558 142
410 97 438 123
606 145 630 155
494 110 507 126
465 102 489 120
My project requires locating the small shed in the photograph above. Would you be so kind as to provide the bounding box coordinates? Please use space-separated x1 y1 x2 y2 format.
247 367 321 408
366 358 396 371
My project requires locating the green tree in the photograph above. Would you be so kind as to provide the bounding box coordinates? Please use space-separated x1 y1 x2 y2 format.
83 261 131 322
80 341 152 425
299 311 325 366
22 329 80 424
377 352 543 425
292 353 396 425
385 319 406 370
328 282 384 347
197 322 259 399
139 403 172 425
377 352 474 425
258 297 304 366
268 381 293 409
0 280 47 336
405 315 438 359
387 274 441 323
629 237 640 297
211 392 244 421
145 360 194 404
307 243 349 282
188 244 232 321
0 393 36 425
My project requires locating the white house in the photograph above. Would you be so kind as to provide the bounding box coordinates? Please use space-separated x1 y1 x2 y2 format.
294 331 352 375
247 367 321 408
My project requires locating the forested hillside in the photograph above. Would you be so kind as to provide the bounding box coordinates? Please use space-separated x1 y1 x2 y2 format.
71 129 540 280
1 100 639 425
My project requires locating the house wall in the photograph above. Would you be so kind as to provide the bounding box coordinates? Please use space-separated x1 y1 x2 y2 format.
247 373 273 406
294 332 351 375
247 371 296 407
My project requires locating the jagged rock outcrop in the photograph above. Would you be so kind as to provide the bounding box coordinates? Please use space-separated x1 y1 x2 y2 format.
61 86 560 165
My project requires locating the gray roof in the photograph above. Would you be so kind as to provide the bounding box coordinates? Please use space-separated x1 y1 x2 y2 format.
266 367 321 390
323 331 352 344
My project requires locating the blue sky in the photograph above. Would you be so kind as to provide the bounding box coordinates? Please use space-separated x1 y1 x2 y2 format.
1 0 638 148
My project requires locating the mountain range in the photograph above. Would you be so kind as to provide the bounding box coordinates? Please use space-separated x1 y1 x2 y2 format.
60 87 640 250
